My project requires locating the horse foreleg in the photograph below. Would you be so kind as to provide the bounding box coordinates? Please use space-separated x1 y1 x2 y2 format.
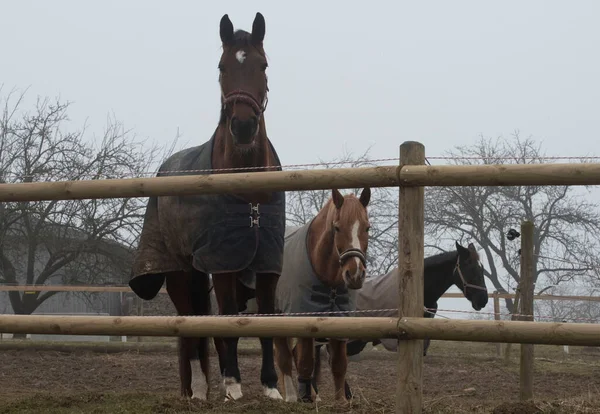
213 337 227 376
255 272 283 400
190 270 211 400
311 345 322 402
296 338 315 403
328 339 349 403
166 271 209 400
212 272 243 401
274 337 297 402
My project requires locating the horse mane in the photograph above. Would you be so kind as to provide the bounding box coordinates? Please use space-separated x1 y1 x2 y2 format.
424 250 458 267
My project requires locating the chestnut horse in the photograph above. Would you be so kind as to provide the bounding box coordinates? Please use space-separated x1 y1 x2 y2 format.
273 188 371 403
311 242 489 400
129 13 286 401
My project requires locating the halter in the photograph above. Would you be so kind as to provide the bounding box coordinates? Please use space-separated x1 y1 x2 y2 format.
453 255 487 296
339 248 367 267
221 88 268 118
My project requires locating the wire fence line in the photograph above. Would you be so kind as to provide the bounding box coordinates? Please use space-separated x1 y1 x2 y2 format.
2 154 600 180
2 286 600 324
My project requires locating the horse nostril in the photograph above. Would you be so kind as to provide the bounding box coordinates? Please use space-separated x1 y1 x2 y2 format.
344 270 351 280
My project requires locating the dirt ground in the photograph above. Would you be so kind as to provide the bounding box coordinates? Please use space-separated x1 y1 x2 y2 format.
0 339 599 413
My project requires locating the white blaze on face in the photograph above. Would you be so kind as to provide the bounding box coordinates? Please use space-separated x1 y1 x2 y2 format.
350 220 362 276
236 50 246 64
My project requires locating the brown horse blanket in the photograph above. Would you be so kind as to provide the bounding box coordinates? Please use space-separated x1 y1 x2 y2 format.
275 222 357 316
129 131 286 300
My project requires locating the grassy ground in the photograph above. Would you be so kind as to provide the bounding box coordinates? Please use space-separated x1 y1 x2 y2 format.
0 338 599 413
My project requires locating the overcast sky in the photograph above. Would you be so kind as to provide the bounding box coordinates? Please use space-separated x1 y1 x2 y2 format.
2 1 599 318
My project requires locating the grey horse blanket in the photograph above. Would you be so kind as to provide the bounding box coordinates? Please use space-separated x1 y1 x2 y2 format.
354 268 399 351
275 222 357 316
129 131 286 300
351 267 435 352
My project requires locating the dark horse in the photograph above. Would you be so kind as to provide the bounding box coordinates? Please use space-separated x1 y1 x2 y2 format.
310 242 489 401
129 13 286 401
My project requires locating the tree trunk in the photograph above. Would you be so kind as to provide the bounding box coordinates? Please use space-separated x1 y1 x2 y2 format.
8 291 39 339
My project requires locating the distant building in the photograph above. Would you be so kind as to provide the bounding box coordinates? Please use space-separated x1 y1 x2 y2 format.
0 220 133 318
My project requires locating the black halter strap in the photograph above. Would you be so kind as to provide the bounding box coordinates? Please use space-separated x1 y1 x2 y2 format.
338 248 367 267
453 255 487 296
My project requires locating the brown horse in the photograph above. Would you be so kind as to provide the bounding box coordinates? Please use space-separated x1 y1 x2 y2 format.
129 13 286 401
273 188 371 403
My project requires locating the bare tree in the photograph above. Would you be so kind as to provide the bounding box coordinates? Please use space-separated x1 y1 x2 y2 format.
285 148 399 275
0 87 175 319
424 132 600 312
534 283 600 323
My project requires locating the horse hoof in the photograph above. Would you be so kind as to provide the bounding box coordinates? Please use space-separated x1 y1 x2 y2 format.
336 397 350 407
191 375 208 401
191 393 207 401
263 386 283 400
223 377 243 401
285 394 298 403
314 394 322 402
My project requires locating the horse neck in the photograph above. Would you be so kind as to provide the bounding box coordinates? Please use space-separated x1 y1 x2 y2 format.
307 202 341 288
212 116 273 172
423 252 458 307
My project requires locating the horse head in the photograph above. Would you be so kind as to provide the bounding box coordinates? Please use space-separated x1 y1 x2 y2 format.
218 13 269 148
328 188 371 290
453 241 489 311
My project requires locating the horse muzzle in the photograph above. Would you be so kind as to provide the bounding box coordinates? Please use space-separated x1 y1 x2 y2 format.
339 248 367 290
230 115 258 145
344 268 366 290
471 291 489 311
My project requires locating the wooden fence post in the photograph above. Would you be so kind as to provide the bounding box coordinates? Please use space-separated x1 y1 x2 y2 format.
397 141 425 414
519 221 535 401
504 284 522 363
493 291 502 357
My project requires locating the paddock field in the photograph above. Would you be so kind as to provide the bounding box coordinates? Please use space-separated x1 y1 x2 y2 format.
0 338 599 413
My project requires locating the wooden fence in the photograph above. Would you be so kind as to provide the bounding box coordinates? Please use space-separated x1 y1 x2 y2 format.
1 140 600 413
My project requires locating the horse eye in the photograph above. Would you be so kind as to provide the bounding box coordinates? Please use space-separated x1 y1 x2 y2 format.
218 64 225 73
261 63 268 72
334 226 340 232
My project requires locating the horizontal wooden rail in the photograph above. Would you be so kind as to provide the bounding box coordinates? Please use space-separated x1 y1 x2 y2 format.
0 315 398 339
401 162 600 187
2 285 599 303
398 318 600 346
0 166 399 202
0 315 599 346
1 162 600 203
0 285 167 293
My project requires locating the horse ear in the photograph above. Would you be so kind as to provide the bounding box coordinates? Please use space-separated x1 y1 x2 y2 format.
220 14 235 45
467 243 477 252
332 189 344 209
359 187 371 207
455 241 469 258
251 12 266 44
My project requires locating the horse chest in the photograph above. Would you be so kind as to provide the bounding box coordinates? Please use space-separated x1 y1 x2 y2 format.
276 223 357 316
